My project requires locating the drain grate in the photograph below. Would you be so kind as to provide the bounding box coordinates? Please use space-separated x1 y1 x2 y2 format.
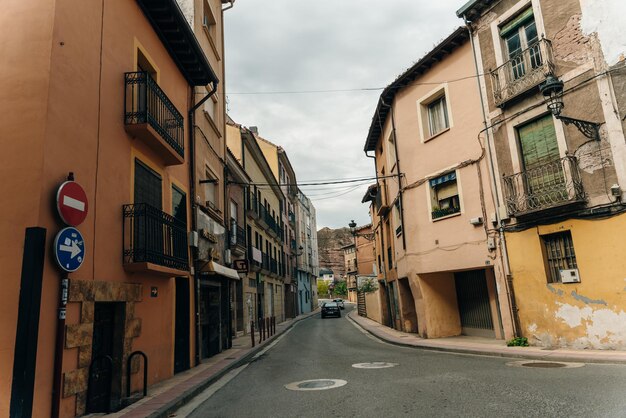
285 379 347 391
522 362 566 368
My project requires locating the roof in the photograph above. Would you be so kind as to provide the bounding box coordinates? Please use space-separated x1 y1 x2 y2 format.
363 27 469 152
456 0 496 20
136 0 218 86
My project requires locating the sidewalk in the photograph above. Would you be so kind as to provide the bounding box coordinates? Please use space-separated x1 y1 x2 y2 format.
106 310 319 418
348 310 626 365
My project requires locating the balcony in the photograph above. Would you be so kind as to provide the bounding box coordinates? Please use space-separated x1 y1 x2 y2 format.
247 193 259 219
124 72 185 165
490 38 554 107
123 203 189 276
229 222 246 256
288 210 296 226
502 156 585 217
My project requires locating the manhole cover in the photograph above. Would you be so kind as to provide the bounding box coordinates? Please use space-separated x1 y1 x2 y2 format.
506 360 585 369
522 362 565 368
285 379 347 391
352 362 399 369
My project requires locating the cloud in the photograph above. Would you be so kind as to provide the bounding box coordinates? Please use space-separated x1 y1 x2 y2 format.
225 0 464 228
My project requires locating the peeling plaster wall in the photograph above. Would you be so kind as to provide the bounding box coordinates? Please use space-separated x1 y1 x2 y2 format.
506 215 626 350
580 0 626 65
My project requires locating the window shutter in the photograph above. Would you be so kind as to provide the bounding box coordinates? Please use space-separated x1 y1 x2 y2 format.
500 8 534 37
518 115 559 171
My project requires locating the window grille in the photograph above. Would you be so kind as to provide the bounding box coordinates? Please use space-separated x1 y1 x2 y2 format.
542 231 577 283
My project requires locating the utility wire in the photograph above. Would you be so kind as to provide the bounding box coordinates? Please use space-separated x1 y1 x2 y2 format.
229 173 400 187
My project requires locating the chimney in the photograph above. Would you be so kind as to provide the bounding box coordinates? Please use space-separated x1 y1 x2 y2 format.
249 126 258 135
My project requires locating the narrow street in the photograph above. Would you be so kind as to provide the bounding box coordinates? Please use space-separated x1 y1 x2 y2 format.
176 306 626 418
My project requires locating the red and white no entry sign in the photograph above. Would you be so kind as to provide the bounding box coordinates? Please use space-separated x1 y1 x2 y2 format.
56 181 88 226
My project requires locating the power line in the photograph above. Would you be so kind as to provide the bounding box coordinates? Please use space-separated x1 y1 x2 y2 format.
229 173 399 187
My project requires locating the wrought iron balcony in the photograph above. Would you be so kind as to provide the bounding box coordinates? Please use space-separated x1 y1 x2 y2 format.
288 210 296 226
247 193 259 219
502 156 585 216
229 222 246 256
490 38 555 107
123 203 189 273
124 72 185 165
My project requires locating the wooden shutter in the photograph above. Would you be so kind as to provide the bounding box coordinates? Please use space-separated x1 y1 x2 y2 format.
518 115 559 171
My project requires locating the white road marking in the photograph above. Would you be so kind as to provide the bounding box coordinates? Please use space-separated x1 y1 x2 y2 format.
63 195 85 211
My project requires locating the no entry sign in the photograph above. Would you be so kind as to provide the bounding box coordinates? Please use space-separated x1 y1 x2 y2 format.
56 181 88 226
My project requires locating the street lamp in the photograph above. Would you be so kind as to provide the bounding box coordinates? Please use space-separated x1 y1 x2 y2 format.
293 245 304 315
540 74 601 141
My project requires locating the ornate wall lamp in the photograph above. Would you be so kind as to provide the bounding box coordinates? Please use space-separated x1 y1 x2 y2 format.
540 74 601 141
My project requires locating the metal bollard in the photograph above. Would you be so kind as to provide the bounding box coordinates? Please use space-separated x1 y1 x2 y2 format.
250 320 255 348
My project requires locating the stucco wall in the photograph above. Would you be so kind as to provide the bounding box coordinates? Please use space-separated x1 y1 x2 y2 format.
506 214 626 349
417 272 462 338
365 290 383 324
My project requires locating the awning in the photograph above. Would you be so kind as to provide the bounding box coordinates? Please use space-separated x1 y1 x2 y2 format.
200 261 240 280
429 172 456 187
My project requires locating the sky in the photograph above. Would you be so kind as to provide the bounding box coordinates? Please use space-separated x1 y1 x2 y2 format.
224 0 465 229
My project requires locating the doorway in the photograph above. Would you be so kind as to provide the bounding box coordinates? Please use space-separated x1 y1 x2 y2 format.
86 303 124 413
454 270 495 338
200 283 221 358
174 278 190 373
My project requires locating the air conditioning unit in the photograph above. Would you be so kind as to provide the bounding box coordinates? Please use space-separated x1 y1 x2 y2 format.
560 269 581 284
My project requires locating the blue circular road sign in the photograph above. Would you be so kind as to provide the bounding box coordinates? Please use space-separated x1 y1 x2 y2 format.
54 227 85 272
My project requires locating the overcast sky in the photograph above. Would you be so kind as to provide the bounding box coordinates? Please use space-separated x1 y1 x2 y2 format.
224 0 464 229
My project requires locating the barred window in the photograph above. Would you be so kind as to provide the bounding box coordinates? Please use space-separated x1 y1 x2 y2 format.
542 231 577 283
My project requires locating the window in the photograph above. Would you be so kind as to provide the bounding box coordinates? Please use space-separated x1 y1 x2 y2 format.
427 96 449 137
203 88 218 122
387 132 397 172
430 172 460 219
393 200 402 236
417 85 452 142
204 168 219 213
230 200 238 223
172 185 187 225
134 159 162 209
500 8 540 80
542 231 578 283
202 0 217 41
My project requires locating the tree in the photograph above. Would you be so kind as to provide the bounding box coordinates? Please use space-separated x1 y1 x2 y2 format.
334 281 347 297
317 280 329 298
358 278 378 293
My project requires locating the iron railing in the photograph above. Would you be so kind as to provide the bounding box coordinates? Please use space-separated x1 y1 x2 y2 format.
247 193 259 216
288 210 296 225
124 72 184 158
262 253 270 271
229 222 246 248
270 257 278 274
490 38 554 107
431 206 461 219
123 203 189 271
502 156 585 216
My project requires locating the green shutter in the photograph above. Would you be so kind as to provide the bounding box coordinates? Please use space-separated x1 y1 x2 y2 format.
500 8 534 37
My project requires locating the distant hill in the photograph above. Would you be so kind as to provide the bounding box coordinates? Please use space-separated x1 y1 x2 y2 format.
317 227 353 278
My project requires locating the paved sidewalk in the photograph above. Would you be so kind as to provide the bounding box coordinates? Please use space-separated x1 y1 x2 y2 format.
348 310 626 365
104 310 319 418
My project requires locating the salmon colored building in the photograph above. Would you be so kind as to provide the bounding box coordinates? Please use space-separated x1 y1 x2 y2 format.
1 0 218 416
363 27 515 340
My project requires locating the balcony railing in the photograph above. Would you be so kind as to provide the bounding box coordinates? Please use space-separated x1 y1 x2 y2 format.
431 206 461 219
124 72 184 161
490 38 554 107
247 193 259 218
502 156 585 216
288 210 296 225
123 203 189 271
229 222 246 254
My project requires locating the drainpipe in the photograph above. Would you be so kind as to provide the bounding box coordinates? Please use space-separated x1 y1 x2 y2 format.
189 82 219 365
463 17 519 337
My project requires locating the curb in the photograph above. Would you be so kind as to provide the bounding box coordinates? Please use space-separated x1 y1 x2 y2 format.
346 311 626 365
147 310 319 418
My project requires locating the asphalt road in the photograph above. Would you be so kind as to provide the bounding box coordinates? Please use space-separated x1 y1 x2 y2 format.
177 305 626 418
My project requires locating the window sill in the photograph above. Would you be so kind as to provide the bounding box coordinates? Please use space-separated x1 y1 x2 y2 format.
203 109 222 138
431 211 462 222
423 127 450 143
202 25 222 61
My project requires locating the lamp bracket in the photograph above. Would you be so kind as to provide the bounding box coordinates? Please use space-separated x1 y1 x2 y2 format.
557 115 601 141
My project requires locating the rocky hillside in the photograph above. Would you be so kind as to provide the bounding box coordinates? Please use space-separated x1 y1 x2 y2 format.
317 227 353 278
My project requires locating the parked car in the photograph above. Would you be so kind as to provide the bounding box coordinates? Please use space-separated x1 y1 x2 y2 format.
333 298 345 309
321 302 341 318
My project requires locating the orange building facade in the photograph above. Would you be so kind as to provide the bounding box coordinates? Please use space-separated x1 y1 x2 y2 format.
1 1 219 416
